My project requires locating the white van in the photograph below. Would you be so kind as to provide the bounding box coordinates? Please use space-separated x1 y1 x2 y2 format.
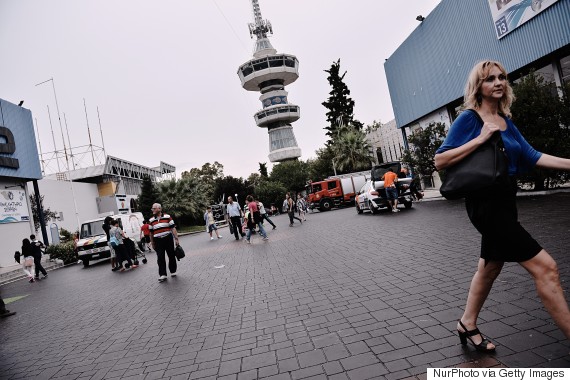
76 212 144 267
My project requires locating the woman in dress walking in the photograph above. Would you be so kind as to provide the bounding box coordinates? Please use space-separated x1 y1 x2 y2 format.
435 60 570 352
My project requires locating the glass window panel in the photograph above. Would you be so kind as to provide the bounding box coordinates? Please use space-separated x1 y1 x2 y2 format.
560 55 570 84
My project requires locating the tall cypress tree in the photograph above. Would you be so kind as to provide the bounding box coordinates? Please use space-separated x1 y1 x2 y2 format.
138 175 160 220
322 59 360 143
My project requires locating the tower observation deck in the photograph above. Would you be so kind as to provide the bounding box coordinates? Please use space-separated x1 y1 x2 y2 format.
237 0 301 162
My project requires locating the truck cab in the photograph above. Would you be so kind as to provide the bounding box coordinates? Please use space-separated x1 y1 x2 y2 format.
306 171 370 211
76 212 144 268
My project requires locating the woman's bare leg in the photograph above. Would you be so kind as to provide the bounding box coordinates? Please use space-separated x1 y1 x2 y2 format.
458 259 504 349
520 249 570 339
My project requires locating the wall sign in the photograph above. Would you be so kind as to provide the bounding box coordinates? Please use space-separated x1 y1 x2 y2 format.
490 0 561 39
0 99 42 180
0 189 30 224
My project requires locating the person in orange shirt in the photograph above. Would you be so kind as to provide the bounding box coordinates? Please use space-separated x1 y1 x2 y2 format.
382 168 400 213
140 220 152 252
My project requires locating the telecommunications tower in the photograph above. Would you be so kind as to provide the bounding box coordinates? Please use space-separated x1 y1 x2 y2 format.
237 0 301 162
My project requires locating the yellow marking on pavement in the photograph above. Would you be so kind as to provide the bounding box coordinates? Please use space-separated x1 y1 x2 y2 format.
4 295 29 304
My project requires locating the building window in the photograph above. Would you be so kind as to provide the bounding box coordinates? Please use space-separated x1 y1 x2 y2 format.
376 148 383 164
560 55 570 84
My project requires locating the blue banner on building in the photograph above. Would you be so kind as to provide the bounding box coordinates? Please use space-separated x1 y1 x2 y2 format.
490 0 561 39
0 99 42 180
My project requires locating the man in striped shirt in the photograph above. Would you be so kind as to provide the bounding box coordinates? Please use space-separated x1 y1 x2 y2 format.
149 203 180 282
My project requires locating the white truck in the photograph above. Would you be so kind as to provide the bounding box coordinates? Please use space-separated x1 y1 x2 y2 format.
76 212 144 267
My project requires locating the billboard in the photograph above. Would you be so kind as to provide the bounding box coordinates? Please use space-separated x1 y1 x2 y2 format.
0 189 30 224
490 0 561 39
0 99 42 180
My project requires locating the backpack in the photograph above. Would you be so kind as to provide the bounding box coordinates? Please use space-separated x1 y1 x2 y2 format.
109 235 119 248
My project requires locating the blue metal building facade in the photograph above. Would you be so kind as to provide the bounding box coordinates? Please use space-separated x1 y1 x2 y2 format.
385 0 570 129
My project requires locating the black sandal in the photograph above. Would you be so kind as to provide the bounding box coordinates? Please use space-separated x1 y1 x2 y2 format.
457 320 496 352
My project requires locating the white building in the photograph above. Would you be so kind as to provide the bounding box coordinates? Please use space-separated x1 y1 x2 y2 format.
365 119 405 164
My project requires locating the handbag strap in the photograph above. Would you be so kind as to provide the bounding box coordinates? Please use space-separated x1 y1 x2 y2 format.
466 109 504 147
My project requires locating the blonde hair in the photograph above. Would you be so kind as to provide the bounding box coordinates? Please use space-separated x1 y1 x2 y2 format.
463 60 514 117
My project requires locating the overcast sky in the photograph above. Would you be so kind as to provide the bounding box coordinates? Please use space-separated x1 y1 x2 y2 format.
0 0 440 179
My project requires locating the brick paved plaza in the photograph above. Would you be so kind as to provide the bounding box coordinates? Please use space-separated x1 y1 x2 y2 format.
1 194 570 379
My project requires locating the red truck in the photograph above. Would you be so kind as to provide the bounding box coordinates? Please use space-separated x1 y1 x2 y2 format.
306 170 371 211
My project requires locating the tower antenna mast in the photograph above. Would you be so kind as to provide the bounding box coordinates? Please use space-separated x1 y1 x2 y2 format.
248 0 273 39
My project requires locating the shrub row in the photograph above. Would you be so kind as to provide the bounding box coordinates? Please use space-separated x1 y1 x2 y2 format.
46 241 77 265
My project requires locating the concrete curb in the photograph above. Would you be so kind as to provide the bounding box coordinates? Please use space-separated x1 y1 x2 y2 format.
419 187 570 203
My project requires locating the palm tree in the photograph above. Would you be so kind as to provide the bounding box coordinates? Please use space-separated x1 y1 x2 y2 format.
156 176 211 224
332 126 373 173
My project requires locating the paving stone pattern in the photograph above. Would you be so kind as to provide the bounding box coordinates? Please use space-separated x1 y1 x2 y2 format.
1 194 569 380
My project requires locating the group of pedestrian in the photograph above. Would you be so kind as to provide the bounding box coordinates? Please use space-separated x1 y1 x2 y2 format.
15 234 48 283
225 195 278 243
102 217 138 272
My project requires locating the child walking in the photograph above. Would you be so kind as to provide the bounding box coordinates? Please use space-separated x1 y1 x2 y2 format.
204 207 222 240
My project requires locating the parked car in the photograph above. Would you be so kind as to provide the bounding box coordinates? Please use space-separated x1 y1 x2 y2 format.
356 162 414 214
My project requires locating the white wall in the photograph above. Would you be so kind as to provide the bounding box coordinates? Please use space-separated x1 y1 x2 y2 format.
406 107 452 135
366 119 405 164
26 179 100 242
0 178 34 268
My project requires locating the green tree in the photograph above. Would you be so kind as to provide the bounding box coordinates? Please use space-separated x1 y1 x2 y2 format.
29 194 59 232
322 59 362 143
247 172 264 190
259 162 269 178
365 120 381 134
181 161 224 198
307 146 336 181
156 176 211 227
213 175 248 205
137 175 160 220
402 122 447 177
255 180 287 211
269 160 310 192
511 72 570 190
331 125 373 173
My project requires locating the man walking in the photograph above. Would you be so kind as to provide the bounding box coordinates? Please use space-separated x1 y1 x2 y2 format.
226 196 245 240
256 197 276 230
30 235 48 279
149 203 179 282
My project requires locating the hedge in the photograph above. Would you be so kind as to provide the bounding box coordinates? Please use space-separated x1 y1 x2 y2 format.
46 241 78 265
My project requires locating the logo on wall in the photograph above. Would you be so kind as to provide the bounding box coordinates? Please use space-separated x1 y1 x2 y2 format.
489 0 560 39
0 189 30 224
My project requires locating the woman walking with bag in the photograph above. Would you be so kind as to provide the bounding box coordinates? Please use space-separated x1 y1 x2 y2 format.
435 60 570 352
21 239 35 283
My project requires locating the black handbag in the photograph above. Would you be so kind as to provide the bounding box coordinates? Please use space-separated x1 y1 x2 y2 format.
174 244 185 260
439 110 509 200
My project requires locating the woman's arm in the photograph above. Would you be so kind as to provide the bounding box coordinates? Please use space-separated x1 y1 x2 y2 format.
435 121 500 170
435 137 485 170
535 154 570 171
